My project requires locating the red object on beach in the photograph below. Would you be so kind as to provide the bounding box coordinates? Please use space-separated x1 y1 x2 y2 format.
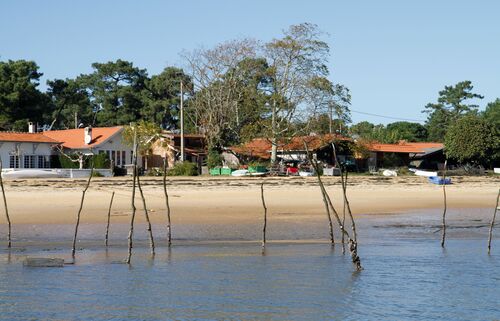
287 167 299 175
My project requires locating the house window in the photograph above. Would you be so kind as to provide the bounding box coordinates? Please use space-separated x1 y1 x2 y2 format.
9 155 19 168
38 156 50 168
106 150 111 160
117 150 121 166
111 151 116 165
122 151 126 165
24 155 36 168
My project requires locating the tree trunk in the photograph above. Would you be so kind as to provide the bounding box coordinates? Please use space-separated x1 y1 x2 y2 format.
441 160 448 248
163 157 172 247
0 160 12 248
136 174 155 255
487 189 500 254
126 132 138 264
261 182 268 248
105 191 115 247
71 165 94 257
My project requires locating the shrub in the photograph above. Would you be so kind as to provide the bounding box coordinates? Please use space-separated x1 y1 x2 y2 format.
167 161 198 176
207 149 222 169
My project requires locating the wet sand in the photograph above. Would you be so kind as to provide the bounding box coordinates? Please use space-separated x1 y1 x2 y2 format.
0 175 497 226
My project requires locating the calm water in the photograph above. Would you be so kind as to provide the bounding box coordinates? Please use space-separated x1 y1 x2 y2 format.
0 209 499 320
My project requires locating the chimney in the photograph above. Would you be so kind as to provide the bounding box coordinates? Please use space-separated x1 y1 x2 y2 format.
84 126 92 145
28 122 36 133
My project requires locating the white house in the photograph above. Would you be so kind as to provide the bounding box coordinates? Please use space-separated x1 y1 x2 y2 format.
0 131 60 169
42 126 138 168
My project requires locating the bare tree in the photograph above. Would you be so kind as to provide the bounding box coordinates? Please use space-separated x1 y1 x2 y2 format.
182 38 259 150
0 160 12 248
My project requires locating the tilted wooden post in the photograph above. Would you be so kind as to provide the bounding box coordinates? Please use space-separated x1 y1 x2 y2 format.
261 182 268 248
487 189 500 254
441 160 448 248
0 160 12 248
332 143 358 243
71 163 94 257
105 191 115 247
303 141 334 245
136 174 155 255
126 130 138 264
163 157 172 247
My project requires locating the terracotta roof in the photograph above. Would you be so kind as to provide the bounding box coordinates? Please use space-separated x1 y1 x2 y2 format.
231 134 351 159
0 132 60 144
367 141 443 154
42 127 123 149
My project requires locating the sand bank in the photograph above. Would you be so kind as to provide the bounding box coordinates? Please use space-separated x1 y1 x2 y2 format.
0 175 497 226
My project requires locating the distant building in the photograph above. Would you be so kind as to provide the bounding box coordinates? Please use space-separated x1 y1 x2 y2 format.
0 131 60 169
147 132 207 170
42 126 136 168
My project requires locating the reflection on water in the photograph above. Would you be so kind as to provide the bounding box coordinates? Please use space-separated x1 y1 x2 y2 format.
0 209 499 320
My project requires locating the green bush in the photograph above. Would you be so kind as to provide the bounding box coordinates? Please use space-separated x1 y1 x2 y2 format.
167 161 198 176
207 149 222 169
58 153 110 169
58 154 79 169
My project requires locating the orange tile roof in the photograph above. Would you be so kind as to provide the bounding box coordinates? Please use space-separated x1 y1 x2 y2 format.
367 141 443 154
231 134 351 159
0 132 60 144
42 127 123 149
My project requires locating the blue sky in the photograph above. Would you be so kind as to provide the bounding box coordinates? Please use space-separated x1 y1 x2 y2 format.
1 0 498 124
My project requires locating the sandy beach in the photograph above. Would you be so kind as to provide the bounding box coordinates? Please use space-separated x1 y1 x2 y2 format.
0 175 497 226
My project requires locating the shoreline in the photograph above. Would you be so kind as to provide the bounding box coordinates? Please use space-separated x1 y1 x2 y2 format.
0 175 497 226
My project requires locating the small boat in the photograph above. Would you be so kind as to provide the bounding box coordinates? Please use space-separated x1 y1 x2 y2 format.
231 169 249 177
299 171 314 177
415 170 438 177
382 169 397 177
494 168 500 174
428 176 451 185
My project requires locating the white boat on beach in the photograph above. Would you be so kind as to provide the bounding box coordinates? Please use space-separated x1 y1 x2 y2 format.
494 168 500 174
414 170 438 177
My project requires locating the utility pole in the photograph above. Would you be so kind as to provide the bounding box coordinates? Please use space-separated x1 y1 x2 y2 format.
180 81 185 162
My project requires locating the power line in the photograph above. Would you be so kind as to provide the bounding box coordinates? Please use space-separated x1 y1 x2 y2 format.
350 109 426 122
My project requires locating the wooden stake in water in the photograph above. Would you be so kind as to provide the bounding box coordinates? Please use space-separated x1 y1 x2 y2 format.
163 157 172 247
487 189 500 254
261 182 268 248
136 174 155 255
441 160 448 248
71 163 94 257
303 141 334 245
0 159 12 248
126 129 138 264
105 191 115 247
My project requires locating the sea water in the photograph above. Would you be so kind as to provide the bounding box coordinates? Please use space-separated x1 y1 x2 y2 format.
0 209 499 320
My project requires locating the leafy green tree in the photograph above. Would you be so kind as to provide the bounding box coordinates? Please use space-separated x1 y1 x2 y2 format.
385 121 428 142
122 120 162 155
77 59 148 126
483 98 500 129
424 81 483 141
444 114 499 167
0 60 50 130
142 67 191 129
46 79 94 129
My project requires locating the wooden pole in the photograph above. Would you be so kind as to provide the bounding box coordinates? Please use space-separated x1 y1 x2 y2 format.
104 191 115 247
441 160 448 248
71 162 94 257
261 182 268 248
126 130 138 264
163 157 172 247
341 170 347 254
0 160 12 248
303 141 335 245
487 189 500 254
332 143 358 243
136 173 155 255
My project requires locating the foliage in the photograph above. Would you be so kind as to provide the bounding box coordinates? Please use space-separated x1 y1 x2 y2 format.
167 161 198 176
207 149 223 169
349 121 427 143
483 98 500 129
58 154 80 169
123 120 161 155
90 153 110 169
0 60 50 131
423 81 483 141
444 114 499 167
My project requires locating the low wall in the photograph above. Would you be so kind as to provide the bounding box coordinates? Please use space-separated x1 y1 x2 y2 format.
1 168 113 179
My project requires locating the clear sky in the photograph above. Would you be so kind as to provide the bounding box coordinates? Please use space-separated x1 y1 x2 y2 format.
1 0 498 124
